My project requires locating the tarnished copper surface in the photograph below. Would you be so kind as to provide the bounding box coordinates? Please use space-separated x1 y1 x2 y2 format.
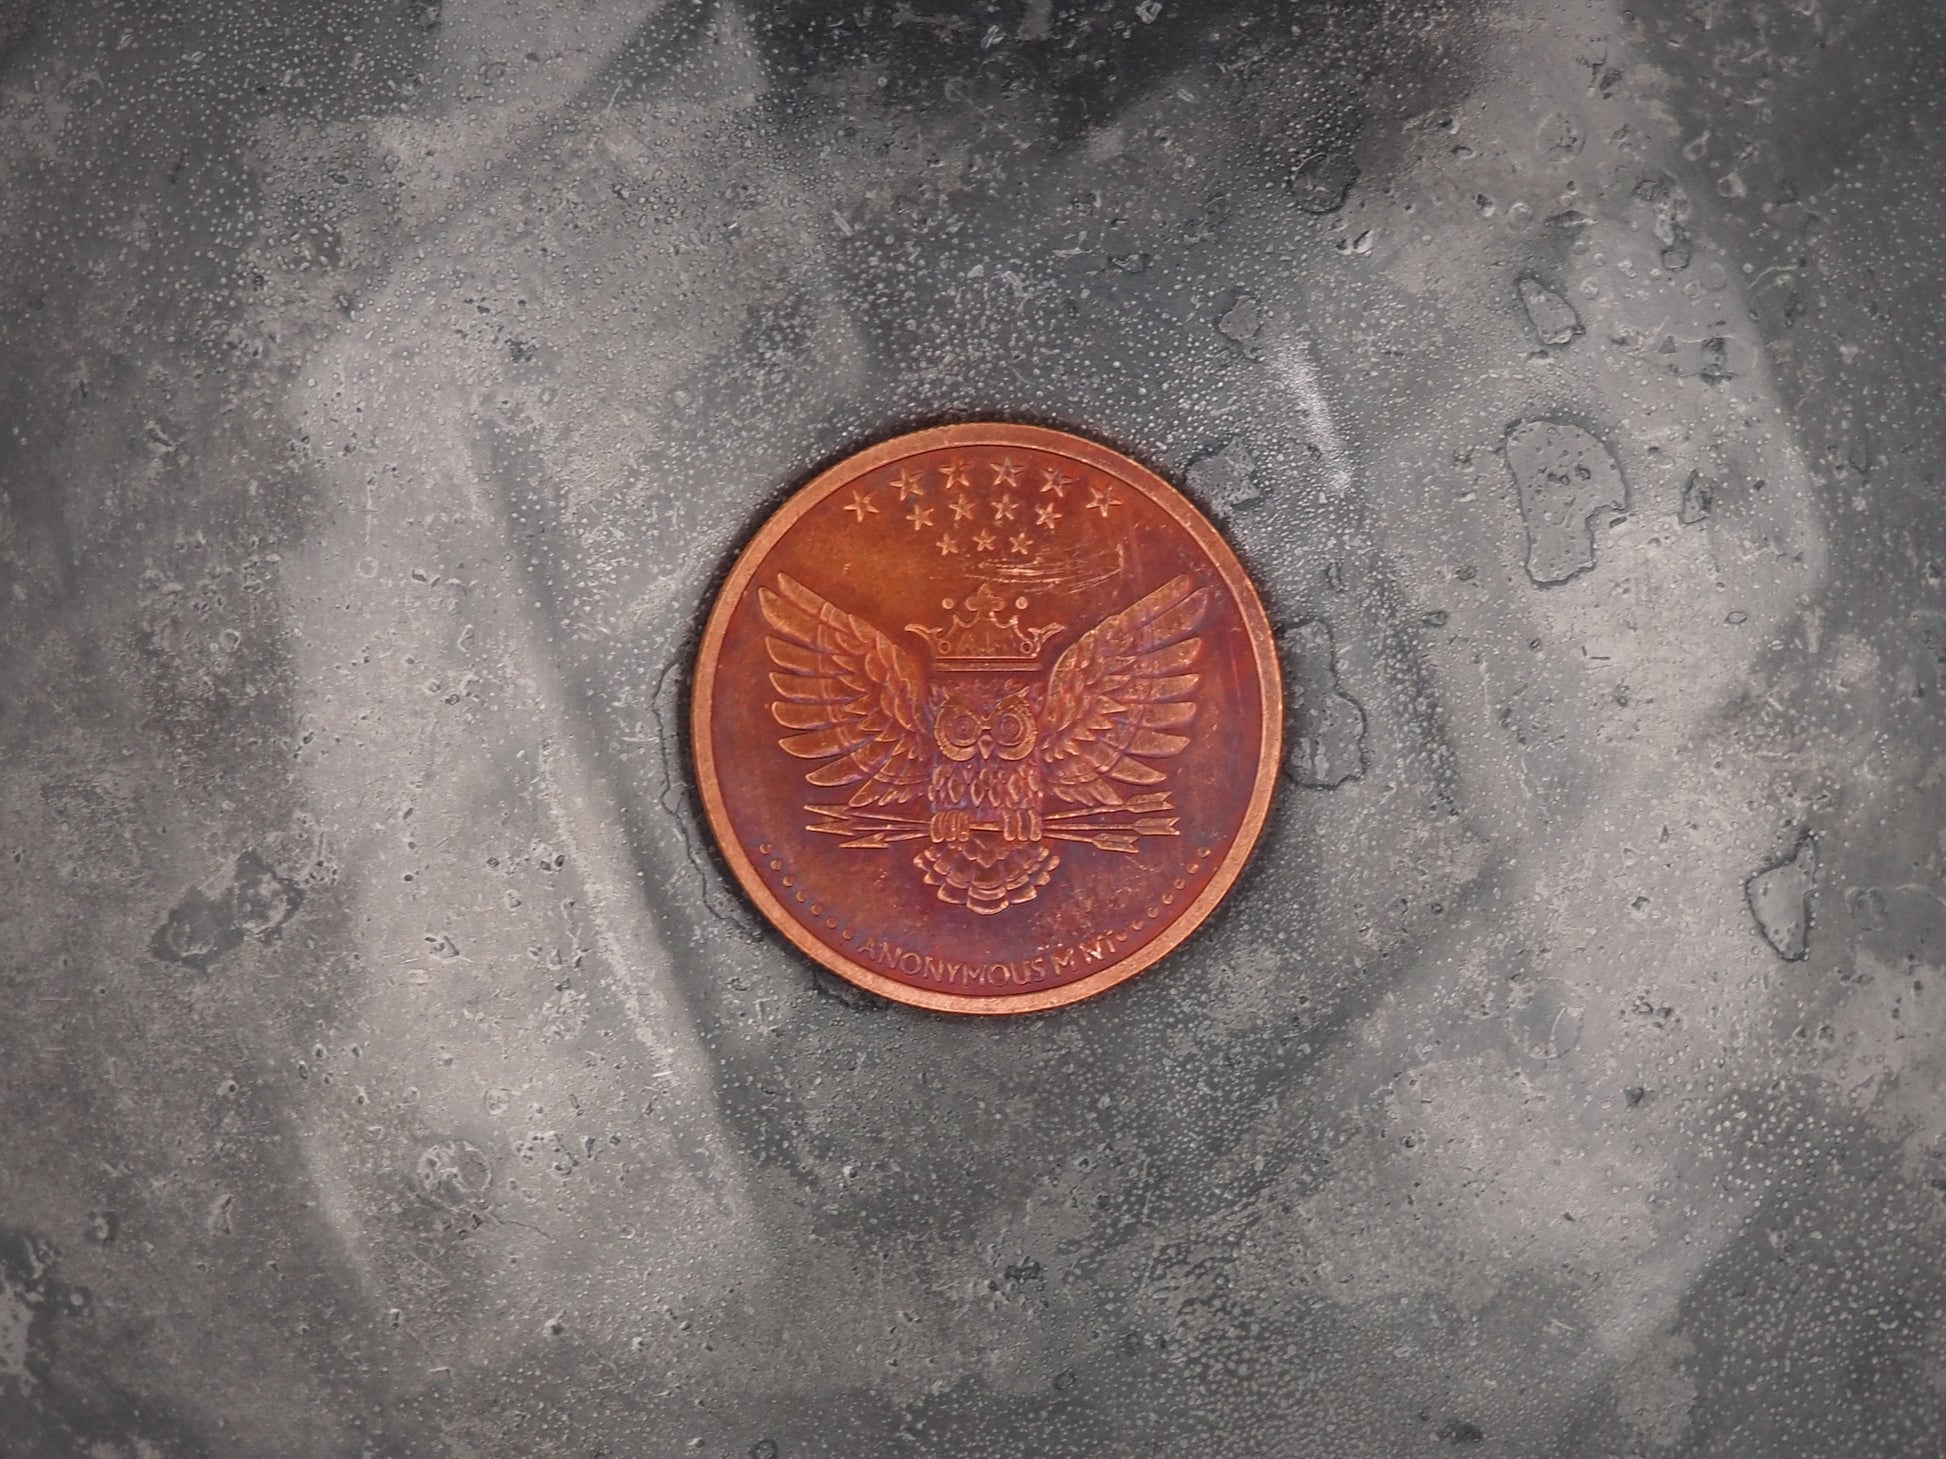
692 424 1281 1014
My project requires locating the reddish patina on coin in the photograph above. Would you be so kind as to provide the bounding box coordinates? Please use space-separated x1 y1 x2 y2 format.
692 423 1281 1014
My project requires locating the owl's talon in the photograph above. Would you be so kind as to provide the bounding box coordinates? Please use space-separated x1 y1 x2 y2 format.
929 810 972 843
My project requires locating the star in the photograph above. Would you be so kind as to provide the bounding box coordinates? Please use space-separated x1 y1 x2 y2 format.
993 494 1018 522
842 488 879 522
937 458 971 491
972 528 997 553
1040 466 1074 497
907 503 936 531
990 455 1023 489
937 534 959 556
948 495 976 522
1086 482 1122 516
890 468 925 502
1009 532 1033 555
1035 501 1061 529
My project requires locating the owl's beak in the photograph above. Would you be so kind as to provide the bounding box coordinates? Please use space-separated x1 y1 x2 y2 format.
977 733 994 757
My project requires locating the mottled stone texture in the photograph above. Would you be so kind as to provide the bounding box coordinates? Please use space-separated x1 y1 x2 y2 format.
2 1 1944 1456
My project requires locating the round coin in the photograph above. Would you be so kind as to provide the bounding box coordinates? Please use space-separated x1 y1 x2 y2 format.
692 423 1282 1014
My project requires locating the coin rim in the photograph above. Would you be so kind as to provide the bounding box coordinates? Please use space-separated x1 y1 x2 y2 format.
692 422 1283 1014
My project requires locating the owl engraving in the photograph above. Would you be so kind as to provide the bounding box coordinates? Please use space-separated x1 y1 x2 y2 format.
758 573 1208 915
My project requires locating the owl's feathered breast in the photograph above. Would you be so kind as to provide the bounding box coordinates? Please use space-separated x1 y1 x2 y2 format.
929 755 1045 810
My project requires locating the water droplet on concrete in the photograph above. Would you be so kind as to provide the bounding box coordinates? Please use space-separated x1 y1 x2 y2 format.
1217 291 1263 352
1290 148 1358 215
1517 274 1582 348
0 1231 60 1392
150 889 242 969
1908 609 1946 694
1847 887 1887 930
1697 335 1736 385
152 852 302 969
1281 619 1366 789
415 1139 493 1208
1503 420 1629 586
1747 833 1816 961
1546 209 1594 243
1680 470 1715 524
1511 979 1585 1061
1185 441 1261 518
1537 111 1582 160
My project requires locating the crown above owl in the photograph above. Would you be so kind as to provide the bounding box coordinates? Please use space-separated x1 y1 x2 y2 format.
907 581 1065 673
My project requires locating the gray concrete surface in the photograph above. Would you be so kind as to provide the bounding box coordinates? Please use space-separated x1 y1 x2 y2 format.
3 1 1945 1455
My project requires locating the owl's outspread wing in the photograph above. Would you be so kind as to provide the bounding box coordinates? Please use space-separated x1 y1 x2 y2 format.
1039 574 1208 807
760 574 931 807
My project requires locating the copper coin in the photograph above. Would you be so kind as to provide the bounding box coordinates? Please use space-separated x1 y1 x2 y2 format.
692 423 1282 1014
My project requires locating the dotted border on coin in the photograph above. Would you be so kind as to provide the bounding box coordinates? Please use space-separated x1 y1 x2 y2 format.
754 839 1218 950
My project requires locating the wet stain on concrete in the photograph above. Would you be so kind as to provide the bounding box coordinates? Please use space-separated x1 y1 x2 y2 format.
1184 439 1262 520
1517 274 1582 349
1503 419 1629 586
1280 618 1366 790
150 851 301 970
1748 832 1817 962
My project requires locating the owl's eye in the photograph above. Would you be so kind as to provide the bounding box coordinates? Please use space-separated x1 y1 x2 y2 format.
993 709 1031 748
941 708 981 747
